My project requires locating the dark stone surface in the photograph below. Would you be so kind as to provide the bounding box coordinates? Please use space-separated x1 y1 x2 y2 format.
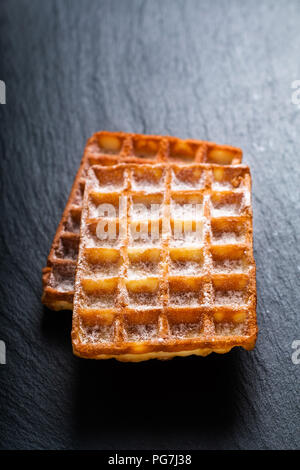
0 0 299 450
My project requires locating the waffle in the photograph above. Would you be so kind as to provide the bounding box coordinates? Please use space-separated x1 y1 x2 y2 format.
71 162 257 361
42 131 243 310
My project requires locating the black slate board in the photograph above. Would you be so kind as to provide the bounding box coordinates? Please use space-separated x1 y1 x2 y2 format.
0 0 299 450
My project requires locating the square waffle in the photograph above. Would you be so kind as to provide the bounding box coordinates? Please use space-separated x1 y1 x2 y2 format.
71 162 257 361
42 131 243 310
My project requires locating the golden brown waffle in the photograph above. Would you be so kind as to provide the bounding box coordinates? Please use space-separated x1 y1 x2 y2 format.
42 131 243 310
72 162 257 361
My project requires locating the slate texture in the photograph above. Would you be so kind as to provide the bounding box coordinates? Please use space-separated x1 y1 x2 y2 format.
0 0 299 450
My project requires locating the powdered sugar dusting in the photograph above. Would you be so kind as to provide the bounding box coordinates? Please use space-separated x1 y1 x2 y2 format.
212 231 244 244
126 324 157 341
215 322 246 336
169 291 200 306
213 259 246 273
79 323 114 344
214 290 246 305
170 323 201 338
170 261 203 275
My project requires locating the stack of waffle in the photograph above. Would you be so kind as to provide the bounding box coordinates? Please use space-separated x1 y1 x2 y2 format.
42 132 257 361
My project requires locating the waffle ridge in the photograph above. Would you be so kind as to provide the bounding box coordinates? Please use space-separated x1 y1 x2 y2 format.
72 161 257 361
42 131 243 310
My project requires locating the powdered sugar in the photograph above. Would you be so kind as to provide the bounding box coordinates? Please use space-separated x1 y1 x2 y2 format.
126 324 157 341
79 323 114 344
214 290 246 305
213 259 245 273
170 260 203 275
170 323 201 338
215 322 246 336
212 231 244 244
169 291 200 306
